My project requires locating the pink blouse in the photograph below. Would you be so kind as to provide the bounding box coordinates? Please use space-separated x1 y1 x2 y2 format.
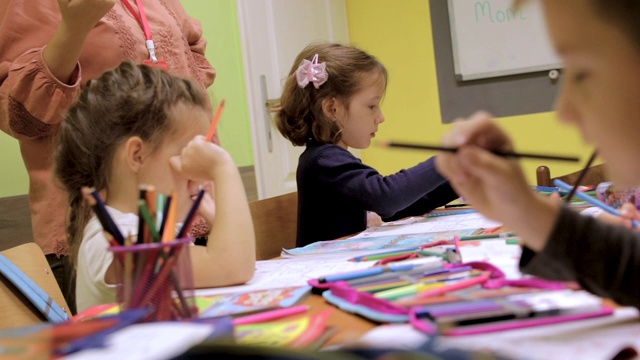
0 0 216 256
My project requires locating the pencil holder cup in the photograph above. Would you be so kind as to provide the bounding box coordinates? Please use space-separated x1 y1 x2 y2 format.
110 238 197 322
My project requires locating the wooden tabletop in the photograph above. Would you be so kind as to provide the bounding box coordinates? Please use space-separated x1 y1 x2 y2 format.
303 294 377 347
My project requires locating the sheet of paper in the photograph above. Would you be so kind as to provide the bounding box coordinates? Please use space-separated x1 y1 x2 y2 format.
282 229 476 257
458 239 523 279
349 212 501 239
66 323 215 360
196 254 374 297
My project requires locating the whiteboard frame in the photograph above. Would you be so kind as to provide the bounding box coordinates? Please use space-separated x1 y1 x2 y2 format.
447 0 562 81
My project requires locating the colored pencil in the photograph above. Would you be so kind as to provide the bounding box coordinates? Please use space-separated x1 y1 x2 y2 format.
138 200 161 242
459 232 516 241
136 245 183 307
159 194 172 238
233 305 309 325
81 187 125 245
156 193 165 233
176 188 205 239
123 234 133 309
350 248 422 262
564 150 598 203
205 99 225 142
346 263 452 286
379 141 580 162
426 209 477 217
161 192 177 243
318 263 428 284
137 187 148 244
444 203 470 208
145 186 157 218
375 282 445 300
414 273 491 299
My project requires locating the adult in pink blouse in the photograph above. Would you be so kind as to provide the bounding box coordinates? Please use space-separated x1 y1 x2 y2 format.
0 0 217 312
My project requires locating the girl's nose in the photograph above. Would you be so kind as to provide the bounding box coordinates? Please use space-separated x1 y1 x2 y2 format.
554 83 580 125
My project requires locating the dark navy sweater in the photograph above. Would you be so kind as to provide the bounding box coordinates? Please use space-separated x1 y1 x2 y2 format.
521 206 640 308
296 141 458 247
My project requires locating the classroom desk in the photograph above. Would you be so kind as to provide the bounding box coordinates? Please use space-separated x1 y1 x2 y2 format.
290 208 476 348
303 293 376 347
264 207 640 358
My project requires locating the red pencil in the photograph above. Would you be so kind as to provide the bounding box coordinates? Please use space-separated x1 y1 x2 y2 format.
205 99 225 142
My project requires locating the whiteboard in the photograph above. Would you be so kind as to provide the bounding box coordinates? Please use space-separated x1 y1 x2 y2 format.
448 0 562 81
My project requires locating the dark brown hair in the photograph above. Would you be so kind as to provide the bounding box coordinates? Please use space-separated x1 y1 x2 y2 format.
55 61 208 267
591 0 640 49
274 43 388 146
515 0 640 49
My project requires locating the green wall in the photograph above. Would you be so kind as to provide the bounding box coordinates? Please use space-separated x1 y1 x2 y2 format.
0 0 253 197
181 0 254 168
346 0 594 182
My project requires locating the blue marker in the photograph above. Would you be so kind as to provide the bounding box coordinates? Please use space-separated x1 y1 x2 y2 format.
554 179 639 228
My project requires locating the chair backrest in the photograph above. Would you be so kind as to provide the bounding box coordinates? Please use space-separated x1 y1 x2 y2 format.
0 243 70 329
536 163 609 187
249 192 298 260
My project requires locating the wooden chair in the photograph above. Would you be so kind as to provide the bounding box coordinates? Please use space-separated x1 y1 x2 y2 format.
249 192 298 260
536 163 609 187
0 243 70 330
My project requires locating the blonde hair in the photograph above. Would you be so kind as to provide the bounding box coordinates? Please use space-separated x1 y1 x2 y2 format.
274 43 387 146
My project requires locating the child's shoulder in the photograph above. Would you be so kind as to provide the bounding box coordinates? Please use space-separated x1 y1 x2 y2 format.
302 142 356 166
83 206 139 244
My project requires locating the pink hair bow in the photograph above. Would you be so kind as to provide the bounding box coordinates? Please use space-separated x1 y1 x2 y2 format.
296 54 328 89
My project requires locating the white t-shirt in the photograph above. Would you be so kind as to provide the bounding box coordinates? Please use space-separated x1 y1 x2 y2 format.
76 206 138 312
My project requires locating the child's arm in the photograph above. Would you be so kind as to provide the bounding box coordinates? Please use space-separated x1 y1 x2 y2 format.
170 136 256 288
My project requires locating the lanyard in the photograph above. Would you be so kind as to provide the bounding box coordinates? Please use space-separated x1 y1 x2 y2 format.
122 0 158 63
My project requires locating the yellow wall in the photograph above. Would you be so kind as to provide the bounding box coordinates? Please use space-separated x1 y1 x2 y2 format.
346 0 594 183
182 0 254 168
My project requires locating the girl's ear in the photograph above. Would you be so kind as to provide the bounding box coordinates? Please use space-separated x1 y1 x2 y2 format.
124 136 145 174
321 97 344 122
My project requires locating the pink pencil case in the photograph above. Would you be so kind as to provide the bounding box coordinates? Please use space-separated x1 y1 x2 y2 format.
308 261 614 334
409 303 614 336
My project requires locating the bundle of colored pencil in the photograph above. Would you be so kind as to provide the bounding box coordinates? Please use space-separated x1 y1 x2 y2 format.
81 186 203 321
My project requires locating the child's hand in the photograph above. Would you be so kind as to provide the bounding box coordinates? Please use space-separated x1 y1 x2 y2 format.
367 211 383 228
169 135 233 182
598 202 640 230
435 112 534 223
436 112 559 252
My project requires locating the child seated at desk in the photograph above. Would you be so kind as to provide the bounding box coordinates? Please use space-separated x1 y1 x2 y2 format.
274 43 458 247
436 0 640 308
55 62 255 312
